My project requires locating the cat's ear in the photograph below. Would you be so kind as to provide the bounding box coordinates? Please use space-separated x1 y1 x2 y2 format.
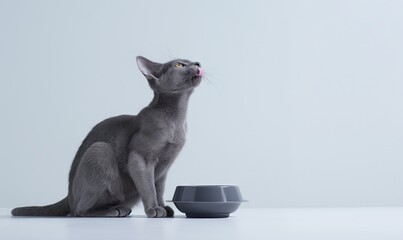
136 56 162 80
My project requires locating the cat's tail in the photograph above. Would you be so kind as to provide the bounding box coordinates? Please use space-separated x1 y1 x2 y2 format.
11 197 70 216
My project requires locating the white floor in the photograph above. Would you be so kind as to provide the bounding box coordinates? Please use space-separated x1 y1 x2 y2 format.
1 207 402 240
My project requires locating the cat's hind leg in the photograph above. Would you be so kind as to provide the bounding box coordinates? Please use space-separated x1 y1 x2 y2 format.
71 142 129 217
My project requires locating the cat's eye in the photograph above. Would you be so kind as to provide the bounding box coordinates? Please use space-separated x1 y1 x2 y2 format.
175 63 183 68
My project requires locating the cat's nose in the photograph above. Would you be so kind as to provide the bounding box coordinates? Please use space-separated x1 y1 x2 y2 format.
197 67 204 77
192 62 203 76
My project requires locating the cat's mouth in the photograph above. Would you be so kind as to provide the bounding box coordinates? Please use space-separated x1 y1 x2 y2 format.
183 66 203 89
190 67 204 80
191 75 201 80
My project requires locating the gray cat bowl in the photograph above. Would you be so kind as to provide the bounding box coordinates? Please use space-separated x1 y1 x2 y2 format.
167 185 246 218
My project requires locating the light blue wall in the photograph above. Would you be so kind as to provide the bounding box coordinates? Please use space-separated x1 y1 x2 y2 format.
1 0 402 208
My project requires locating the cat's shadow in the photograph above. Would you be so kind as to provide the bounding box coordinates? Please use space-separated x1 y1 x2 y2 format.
4 214 187 219
128 215 186 219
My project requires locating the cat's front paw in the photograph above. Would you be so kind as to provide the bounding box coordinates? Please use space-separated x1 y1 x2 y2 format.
145 206 167 218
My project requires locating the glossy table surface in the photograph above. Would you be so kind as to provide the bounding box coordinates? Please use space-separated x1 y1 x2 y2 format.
1 207 402 240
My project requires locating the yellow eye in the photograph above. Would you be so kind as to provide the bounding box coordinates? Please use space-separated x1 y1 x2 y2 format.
175 63 183 68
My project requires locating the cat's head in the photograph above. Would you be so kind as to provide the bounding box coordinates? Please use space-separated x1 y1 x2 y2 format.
136 56 203 93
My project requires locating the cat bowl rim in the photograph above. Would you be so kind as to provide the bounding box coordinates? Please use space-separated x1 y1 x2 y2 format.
171 185 246 202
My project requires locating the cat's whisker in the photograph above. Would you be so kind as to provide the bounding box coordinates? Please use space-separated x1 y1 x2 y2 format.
203 76 214 86
204 71 218 81
164 50 176 61
201 73 218 91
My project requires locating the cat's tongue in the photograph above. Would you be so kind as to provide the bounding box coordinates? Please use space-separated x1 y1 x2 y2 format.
197 67 204 77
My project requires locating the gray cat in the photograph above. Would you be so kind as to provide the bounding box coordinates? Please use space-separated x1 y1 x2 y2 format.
11 56 203 217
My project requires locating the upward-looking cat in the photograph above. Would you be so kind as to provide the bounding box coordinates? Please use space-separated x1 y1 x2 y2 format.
12 56 204 217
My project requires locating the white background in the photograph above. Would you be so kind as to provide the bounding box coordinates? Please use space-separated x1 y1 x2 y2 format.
1 0 402 208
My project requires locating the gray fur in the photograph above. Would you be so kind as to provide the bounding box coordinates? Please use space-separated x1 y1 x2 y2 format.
11 56 202 218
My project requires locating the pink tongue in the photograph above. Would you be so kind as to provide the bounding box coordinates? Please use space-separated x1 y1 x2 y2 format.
197 67 204 77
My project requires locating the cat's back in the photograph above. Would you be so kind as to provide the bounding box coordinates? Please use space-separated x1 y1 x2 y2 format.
92 115 136 131
72 115 139 155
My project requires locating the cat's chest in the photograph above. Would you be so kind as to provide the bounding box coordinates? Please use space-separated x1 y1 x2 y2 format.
145 120 187 155
152 122 186 166
165 121 186 144
158 121 187 154
129 117 187 163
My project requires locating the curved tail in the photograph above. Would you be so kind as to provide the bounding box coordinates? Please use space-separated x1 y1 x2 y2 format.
11 197 70 216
